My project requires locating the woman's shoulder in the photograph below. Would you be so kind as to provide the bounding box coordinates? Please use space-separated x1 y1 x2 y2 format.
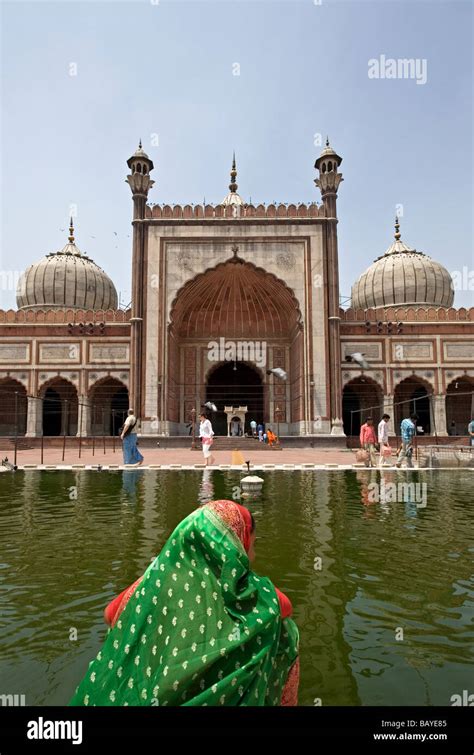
275 587 293 619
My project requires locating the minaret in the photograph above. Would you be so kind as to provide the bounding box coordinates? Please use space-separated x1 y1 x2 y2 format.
126 140 155 417
229 152 238 193
315 139 344 434
394 215 401 241
221 152 244 207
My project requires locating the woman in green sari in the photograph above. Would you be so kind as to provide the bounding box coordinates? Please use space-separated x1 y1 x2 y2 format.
70 500 299 706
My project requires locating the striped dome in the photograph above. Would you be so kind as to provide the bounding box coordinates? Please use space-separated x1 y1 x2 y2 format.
351 220 454 310
16 221 118 311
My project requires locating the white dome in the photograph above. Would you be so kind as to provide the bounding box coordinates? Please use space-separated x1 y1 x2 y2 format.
351 220 454 309
16 221 118 311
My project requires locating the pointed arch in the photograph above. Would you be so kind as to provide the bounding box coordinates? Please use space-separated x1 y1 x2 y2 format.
169 257 303 339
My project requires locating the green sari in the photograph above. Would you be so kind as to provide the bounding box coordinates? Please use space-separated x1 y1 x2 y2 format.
70 501 299 706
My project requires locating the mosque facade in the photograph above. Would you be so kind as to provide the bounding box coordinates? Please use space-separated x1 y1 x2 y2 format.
0 142 472 439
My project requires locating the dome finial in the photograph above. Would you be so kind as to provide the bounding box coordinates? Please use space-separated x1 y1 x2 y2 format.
394 215 401 241
68 217 75 243
326 135 330 147
138 138 142 149
229 152 238 193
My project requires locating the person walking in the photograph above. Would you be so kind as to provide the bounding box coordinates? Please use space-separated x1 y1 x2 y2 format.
250 419 257 438
396 413 418 468
199 412 215 466
121 409 144 467
257 422 264 442
359 417 377 467
378 414 391 467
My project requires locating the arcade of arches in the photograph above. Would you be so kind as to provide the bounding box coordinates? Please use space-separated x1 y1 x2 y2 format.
167 258 303 432
0 377 130 437
343 374 474 437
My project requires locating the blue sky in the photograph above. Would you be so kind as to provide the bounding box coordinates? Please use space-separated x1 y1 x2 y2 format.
1 0 473 307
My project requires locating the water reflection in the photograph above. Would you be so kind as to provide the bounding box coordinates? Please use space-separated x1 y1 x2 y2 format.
198 469 214 506
121 469 144 499
0 470 472 707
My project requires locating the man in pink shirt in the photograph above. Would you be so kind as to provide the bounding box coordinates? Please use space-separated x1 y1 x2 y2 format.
360 417 377 467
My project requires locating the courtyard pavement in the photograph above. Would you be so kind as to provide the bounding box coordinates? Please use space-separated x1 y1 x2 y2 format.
0 445 445 470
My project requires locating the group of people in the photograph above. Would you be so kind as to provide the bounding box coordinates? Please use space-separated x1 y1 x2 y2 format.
249 420 278 445
119 410 280 468
360 413 474 468
359 413 419 468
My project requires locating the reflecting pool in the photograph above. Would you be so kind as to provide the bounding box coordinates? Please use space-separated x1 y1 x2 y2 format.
0 469 472 706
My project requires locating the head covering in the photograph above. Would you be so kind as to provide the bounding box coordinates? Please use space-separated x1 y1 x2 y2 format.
70 499 298 706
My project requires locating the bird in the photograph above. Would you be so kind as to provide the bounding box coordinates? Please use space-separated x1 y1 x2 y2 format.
113 231 118 236
345 352 370 370
204 401 218 412
267 367 287 381
2 457 17 471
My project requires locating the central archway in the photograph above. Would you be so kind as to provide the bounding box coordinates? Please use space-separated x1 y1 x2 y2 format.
167 256 304 432
206 362 264 435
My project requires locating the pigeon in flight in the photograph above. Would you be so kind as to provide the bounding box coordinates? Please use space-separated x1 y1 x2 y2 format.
345 352 370 370
267 367 287 381
204 401 218 412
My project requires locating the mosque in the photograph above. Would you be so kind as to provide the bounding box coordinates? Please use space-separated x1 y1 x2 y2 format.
0 141 472 440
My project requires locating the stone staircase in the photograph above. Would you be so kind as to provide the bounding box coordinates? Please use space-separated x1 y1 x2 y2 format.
191 436 280 451
0 437 33 451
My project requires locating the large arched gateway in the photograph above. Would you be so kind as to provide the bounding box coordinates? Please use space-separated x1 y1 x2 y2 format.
166 257 303 433
129 145 345 437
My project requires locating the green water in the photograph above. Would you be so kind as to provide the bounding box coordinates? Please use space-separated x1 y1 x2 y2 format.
0 469 472 706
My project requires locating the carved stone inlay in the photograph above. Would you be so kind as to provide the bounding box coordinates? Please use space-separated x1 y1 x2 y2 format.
393 342 432 360
39 343 79 362
176 250 194 273
0 343 29 363
89 344 129 363
343 343 381 360
276 252 295 270
444 342 474 360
